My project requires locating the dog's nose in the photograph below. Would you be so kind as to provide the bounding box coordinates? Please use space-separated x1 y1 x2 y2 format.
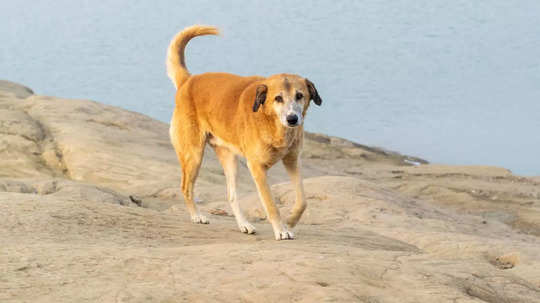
286 114 298 126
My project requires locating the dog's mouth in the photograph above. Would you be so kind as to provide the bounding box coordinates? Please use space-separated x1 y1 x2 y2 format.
287 122 300 128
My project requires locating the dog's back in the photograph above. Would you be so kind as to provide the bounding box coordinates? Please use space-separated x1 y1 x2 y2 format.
174 72 263 151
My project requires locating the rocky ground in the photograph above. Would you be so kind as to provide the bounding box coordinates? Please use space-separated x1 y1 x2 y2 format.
1 80 539 302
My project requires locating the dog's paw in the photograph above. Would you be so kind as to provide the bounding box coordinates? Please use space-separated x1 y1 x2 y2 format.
191 214 209 224
238 221 256 234
274 229 295 240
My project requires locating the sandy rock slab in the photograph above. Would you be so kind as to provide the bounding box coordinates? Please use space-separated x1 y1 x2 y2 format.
0 188 411 302
2 176 540 302
1 81 540 302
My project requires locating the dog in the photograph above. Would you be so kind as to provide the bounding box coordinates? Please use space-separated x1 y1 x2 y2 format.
166 25 322 240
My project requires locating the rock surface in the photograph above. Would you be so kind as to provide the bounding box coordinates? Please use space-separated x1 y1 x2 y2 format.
1 80 539 302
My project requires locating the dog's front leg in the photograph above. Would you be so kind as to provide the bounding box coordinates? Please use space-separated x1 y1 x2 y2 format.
247 161 294 240
282 153 306 228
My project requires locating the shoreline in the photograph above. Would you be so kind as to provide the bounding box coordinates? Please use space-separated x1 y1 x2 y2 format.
4 79 536 177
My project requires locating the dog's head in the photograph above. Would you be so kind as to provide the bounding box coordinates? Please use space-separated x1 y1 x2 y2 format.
252 74 322 128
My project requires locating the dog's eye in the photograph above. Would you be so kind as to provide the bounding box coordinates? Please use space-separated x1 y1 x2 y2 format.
275 96 283 103
295 92 303 101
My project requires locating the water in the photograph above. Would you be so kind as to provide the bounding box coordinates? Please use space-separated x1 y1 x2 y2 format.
2 1 539 176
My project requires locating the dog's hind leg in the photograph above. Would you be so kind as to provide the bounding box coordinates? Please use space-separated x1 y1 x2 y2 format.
282 152 306 228
170 117 208 224
247 161 294 240
214 146 256 234
179 147 208 224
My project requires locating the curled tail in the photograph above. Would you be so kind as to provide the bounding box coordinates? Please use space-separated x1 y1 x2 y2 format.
166 25 220 89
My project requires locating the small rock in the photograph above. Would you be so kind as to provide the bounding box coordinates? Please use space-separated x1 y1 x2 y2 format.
16 265 30 271
316 281 329 287
209 208 230 216
129 195 142 207
490 252 520 269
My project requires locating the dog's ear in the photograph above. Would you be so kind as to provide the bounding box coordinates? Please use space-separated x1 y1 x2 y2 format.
305 79 322 106
253 84 268 112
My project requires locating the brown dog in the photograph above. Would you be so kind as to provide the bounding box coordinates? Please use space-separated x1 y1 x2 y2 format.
166 25 322 240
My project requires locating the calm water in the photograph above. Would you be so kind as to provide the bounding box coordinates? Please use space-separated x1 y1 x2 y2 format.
2 1 539 175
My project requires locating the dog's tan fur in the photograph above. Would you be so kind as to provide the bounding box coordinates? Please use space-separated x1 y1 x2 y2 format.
167 25 322 240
